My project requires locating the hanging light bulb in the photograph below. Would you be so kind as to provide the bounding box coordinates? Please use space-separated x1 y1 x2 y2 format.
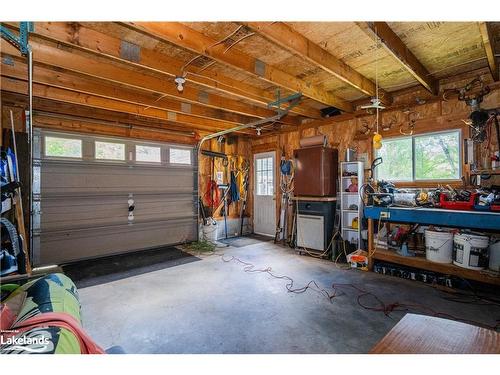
174 76 186 92
373 132 382 142
372 24 383 151
256 127 262 136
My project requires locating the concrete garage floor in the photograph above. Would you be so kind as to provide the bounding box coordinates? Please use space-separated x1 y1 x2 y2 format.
76 236 500 354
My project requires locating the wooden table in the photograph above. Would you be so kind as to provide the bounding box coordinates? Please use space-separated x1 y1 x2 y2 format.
370 313 500 354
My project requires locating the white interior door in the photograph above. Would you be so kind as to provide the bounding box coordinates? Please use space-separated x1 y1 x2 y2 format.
253 151 276 237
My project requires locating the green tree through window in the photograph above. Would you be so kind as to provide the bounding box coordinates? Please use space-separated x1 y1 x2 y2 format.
376 130 460 181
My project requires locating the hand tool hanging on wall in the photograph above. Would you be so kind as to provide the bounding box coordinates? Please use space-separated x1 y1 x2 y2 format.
238 160 250 236
228 167 240 213
275 156 294 244
203 153 219 217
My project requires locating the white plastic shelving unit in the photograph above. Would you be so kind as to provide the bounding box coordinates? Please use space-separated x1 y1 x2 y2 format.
340 161 364 249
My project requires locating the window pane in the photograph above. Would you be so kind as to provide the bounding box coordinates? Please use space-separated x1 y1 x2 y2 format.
136 145 161 163
256 156 274 196
268 168 274 195
95 141 125 160
170 148 191 165
415 132 460 180
376 137 413 181
45 136 82 158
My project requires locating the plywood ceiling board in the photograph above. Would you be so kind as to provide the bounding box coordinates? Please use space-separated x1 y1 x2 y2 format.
388 22 487 76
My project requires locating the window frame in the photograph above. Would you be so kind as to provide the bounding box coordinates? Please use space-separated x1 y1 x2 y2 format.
255 155 274 196
94 140 127 162
135 144 162 164
375 129 462 183
43 135 83 160
168 147 192 166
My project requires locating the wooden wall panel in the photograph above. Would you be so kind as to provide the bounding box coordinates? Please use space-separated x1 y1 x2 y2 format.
252 71 500 221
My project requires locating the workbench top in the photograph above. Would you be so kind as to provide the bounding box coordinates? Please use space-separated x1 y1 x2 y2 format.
364 205 500 231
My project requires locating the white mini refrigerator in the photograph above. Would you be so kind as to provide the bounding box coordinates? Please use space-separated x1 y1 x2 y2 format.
297 214 325 251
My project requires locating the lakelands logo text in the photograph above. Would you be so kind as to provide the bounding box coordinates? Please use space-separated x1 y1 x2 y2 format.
1 335 50 353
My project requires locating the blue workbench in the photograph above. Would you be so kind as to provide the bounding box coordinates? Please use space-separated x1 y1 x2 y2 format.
364 206 500 231
364 205 500 285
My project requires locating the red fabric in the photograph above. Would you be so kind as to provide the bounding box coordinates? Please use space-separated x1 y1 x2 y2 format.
204 179 220 208
9 312 105 354
0 304 16 331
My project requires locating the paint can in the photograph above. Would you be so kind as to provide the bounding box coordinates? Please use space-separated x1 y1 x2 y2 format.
488 240 500 272
425 230 453 263
453 233 489 270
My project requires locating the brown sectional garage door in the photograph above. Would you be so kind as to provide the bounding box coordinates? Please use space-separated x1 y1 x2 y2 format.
32 129 197 266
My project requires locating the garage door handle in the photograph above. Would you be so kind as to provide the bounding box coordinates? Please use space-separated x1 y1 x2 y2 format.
128 205 135 212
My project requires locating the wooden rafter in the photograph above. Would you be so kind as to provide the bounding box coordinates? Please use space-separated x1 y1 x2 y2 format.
0 36 300 128
124 22 354 112
1 77 256 135
478 22 499 81
3 21 318 119
34 115 198 144
1 59 259 126
357 22 437 95
2 92 201 135
243 22 392 105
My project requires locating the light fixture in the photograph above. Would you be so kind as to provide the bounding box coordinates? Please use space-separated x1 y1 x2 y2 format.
256 127 262 136
174 76 186 92
371 24 383 151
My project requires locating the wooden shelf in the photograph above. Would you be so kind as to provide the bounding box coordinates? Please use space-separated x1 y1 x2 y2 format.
470 169 500 176
291 196 337 202
372 248 500 286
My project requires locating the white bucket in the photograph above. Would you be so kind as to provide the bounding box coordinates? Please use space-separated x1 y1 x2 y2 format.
202 221 218 242
488 240 500 272
453 233 489 270
425 230 453 263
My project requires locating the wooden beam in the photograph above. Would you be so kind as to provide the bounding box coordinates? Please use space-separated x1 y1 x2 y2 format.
0 37 299 127
243 22 392 105
1 59 258 126
34 115 197 145
125 22 354 112
2 91 203 135
3 21 317 120
478 22 499 81
357 22 437 95
1 77 256 135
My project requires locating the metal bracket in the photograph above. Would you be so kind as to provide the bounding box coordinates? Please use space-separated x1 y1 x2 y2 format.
267 91 302 111
0 22 34 55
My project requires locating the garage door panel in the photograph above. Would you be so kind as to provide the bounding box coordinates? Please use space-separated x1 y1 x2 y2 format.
39 219 196 265
41 195 195 232
41 161 195 196
33 129 197 266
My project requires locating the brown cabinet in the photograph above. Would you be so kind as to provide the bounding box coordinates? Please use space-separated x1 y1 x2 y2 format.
293 146 338 197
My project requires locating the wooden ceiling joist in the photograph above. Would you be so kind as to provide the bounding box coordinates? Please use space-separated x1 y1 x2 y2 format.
34 115 197 144
4 21 318 119
1 59 258 126
243 22 392 105
2 91 201 135
125 22 355 112
1 77 256 135
478 22 499 82
0 37 300 127
357 22 438 95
